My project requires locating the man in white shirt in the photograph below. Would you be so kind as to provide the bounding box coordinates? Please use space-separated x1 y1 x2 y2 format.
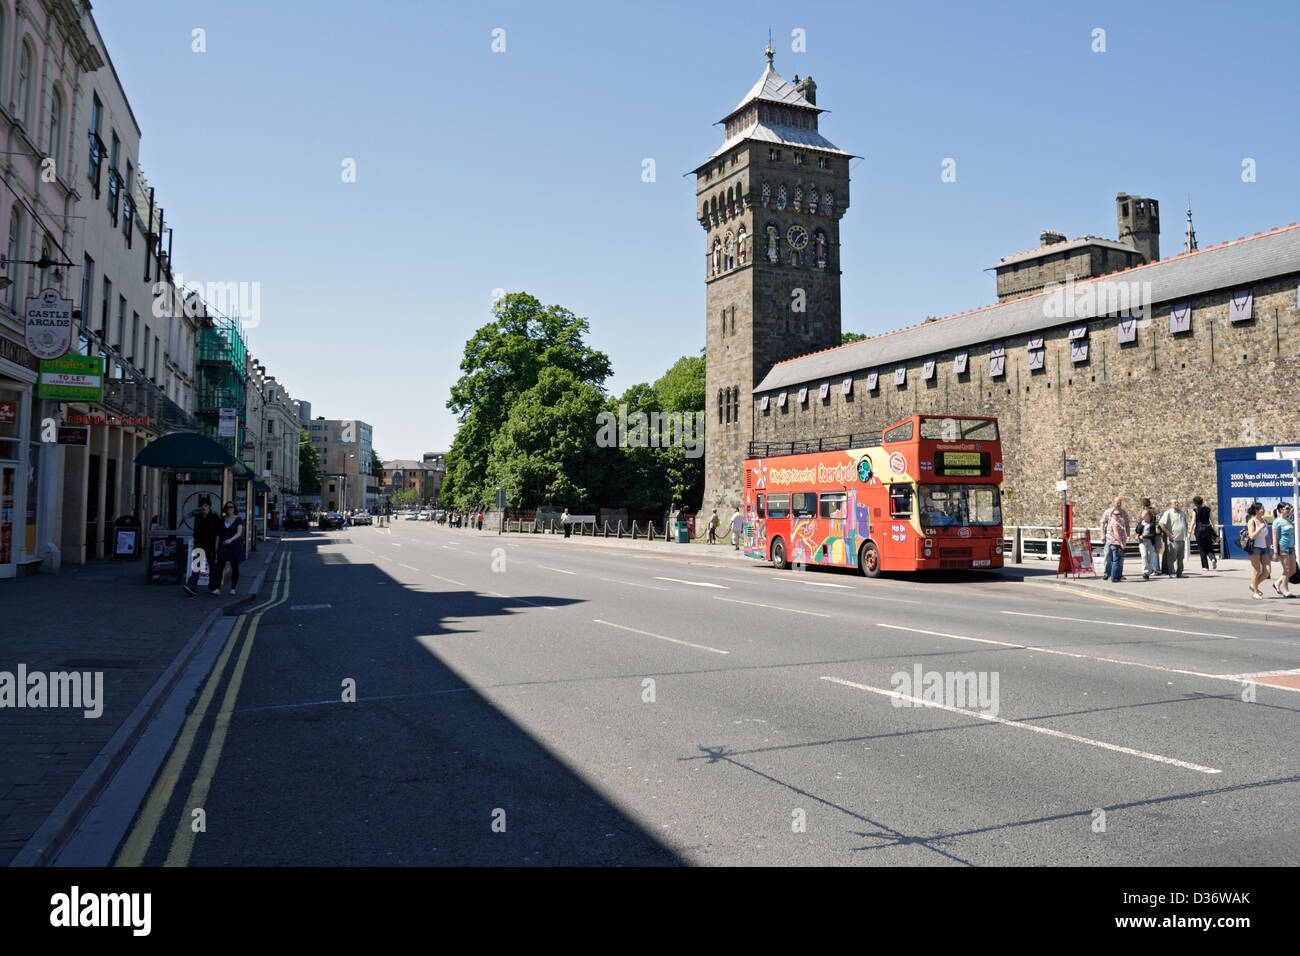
1158 499 1189 578
729 507 744 549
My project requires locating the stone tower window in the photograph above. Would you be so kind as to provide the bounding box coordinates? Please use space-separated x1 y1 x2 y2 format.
777 185 787 210
718 389 724 424
761 182 771 208
824 191 834 217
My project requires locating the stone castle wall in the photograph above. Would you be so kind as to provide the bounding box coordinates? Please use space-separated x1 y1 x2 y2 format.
751 273 1300 528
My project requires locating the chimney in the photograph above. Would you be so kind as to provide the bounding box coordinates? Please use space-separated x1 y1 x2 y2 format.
794 74 817 106
1040 230 1067 246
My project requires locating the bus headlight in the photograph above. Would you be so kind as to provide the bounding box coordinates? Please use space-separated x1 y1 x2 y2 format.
994 543 1003 555
924 548 932 557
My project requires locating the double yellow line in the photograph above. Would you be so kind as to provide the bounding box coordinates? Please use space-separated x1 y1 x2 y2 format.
116 550 292 867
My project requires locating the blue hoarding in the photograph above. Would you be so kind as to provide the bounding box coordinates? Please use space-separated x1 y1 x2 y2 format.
1215 445 1300 557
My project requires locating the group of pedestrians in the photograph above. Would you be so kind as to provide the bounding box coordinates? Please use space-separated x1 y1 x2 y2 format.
183 498 246 597
1244 500 1297 600
1101 494 1297 598
1101 496 1216 583
704 507 745 548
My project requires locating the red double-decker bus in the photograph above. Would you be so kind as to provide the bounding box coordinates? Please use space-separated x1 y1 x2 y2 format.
742 414 1004 575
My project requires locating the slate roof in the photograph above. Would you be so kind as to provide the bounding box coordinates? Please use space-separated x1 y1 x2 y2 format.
995 235 1138 268
754 223 1300 393
728 64 817 117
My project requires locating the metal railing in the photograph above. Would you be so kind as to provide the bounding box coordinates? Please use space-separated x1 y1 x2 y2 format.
1004 525 1225 562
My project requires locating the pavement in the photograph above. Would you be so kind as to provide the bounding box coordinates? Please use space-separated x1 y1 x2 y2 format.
0 534 280 866
468 524 1300 625
1 522 1293 867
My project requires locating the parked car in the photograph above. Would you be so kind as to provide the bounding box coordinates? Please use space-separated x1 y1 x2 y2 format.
352 510 373 526
284 505 310 531
319 511 344 530
403 510 419 520
417 511 430 521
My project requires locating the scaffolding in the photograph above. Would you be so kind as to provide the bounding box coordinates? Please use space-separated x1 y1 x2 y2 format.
195 315 249 457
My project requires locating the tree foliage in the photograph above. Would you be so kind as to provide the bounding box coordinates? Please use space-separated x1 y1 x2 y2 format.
841 331 868 344
442 293 611 511
299 428 320 495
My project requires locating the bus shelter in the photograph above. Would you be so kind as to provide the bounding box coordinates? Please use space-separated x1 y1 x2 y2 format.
134 432 255 583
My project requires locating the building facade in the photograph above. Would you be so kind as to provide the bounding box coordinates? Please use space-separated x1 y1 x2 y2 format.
749 223 1300 529
697 48 851 514
308 416 373 511
0 0 102 577
245 358 301 514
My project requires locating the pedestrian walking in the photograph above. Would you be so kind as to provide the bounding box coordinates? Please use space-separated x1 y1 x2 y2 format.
1191 495 1218 570
729 506 744 550
1135 507 1160 580
562 508 571 538
1245 502 1271 599
1271 501 1296 598
707 508 719 545
1158 498 1189 578
1100 497 1129 580
183 498 221 597
1105 507 1128 582
476 511 483 531
211 501 247 596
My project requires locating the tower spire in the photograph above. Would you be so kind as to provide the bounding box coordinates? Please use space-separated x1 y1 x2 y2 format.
765 30 774 67
1184 197 1198 253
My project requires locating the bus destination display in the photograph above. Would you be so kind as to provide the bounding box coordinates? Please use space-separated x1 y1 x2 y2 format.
934 451 989 477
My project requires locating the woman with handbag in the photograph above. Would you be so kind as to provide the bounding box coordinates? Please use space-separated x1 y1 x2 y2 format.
1191 495 1217 570
1245 502 1271 600
210 501 247 596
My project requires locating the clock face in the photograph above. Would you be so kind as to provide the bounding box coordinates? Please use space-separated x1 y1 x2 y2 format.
787 225 809 249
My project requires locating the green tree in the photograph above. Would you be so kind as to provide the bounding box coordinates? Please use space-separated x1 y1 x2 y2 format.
444 293 611 510
299 428 320 495
486 367 607 510
392 487 419 509
841 331 868 344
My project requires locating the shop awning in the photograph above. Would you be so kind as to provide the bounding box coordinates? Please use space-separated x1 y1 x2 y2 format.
134 432 251 477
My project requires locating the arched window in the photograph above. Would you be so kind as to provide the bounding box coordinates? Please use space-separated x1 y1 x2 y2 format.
732 387 740 421
825 191 834 217
6 204 24 310
17 41 33 126
793 185 802 212
48 86 64 169
761 181 771 208
808 188 819 214
717 389 723 424
776 184 787 210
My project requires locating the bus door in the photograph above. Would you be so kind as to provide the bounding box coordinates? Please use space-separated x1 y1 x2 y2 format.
882 483 918 567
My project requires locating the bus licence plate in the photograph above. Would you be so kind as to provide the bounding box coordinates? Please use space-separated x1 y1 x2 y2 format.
972 559 991 567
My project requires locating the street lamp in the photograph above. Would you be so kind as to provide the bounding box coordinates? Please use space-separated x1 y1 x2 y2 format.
0 251 76 289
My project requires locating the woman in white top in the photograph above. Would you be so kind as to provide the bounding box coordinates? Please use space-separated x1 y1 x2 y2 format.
1246 502 1271 599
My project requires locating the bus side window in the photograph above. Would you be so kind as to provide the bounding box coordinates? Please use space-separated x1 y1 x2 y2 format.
889 485 913 518
756 495 765 518
819 492 846 519
792 492 817 517
766 494 790 519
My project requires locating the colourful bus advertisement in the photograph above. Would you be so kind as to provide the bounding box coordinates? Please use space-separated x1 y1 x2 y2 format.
742 415 1004 575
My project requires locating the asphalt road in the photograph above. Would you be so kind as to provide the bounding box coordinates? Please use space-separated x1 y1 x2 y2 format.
92 520 1300 866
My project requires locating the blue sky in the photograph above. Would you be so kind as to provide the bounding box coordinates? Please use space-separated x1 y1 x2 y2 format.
96 0 1300 457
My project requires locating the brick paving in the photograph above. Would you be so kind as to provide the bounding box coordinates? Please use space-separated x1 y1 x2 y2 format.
0 538 278 865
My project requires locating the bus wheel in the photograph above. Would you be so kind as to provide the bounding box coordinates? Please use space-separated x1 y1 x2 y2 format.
858 541 881 578
771 538 788 570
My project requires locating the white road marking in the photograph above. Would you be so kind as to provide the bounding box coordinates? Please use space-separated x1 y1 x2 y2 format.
391 543 402 548
441 545 458 550
1002 611 1239 639
538 565 576 574
598 577 669 591
877 623 1241 682
399 563 420 571
819 676 1221 774
594 619 730 655
429 572 467 587
714 596 831 618
791 580 855 589
655 577 729 589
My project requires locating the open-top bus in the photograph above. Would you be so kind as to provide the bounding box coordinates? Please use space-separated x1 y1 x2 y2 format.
742 414 1004 575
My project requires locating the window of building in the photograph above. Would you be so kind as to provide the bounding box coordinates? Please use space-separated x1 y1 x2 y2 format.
79 255 94 351
48 87 64 170
152 335 160 380
769 148 781 162
129 312 138 361
107 132 120 223
100 277 111 333
116 295 126 355
794 153 804 166
88 95 102 198
17 41 32 126
141 326 149 374
266 452 273 472
817 156 829 170
5 205 22 310
122 160 134 244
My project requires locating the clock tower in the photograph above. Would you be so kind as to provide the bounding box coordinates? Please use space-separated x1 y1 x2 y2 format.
696 47 852 513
